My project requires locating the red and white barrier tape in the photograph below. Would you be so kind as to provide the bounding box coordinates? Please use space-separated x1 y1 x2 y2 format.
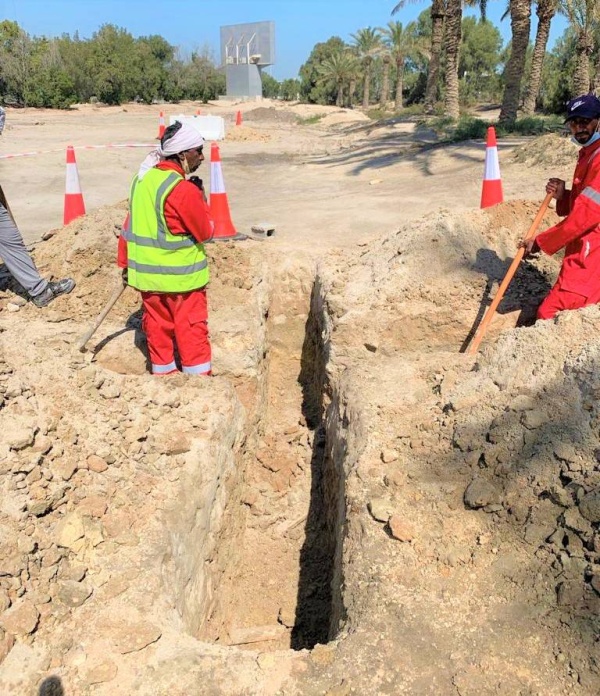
0 143 155 160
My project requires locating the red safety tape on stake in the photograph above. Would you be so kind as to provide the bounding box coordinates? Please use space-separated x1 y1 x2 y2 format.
0 143 155 160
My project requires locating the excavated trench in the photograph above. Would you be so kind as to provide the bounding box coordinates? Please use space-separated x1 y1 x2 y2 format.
164 268 351 651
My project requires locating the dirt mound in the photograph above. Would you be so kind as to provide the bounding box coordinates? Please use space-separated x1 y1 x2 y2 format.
512 132 578 168
225 125 272 142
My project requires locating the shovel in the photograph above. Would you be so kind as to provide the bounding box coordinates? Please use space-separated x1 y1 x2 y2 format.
466 193 553 355
76 281 127 353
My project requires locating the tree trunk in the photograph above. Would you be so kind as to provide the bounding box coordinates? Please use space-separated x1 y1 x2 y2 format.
444 0 462 120
363 58 371 109
499 0 531 123
424 0 445 113
336 82 344 108
593 54 600 95
348 78 356 108
395 56 404 110
522 1 554 116
574 29 593 96
380 56 390 108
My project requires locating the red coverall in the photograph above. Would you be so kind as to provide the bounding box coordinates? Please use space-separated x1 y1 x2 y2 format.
118 161 214 375
536 138 600 320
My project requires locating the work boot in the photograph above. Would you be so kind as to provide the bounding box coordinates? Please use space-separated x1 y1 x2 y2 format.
31 278 76 307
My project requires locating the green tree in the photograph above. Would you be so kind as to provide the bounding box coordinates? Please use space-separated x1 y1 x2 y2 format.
350 27 384 108
261 72 280 98
0 20 32 104
392 0 445 113
538 28 577 111
559 0 598 95
380 20 421 110
299 36 348 104
57 33 95 102
316 50 359 106
24 38 76 108
522 0 558 114
88 24 138 104
280 78 301 101
176 48 225 102
134 35 174 104
459 16 503 102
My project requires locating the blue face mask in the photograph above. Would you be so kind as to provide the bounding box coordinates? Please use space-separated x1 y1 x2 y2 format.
571 131 600 147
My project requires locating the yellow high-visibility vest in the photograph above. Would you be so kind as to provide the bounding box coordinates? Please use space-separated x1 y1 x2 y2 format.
125 168 209 292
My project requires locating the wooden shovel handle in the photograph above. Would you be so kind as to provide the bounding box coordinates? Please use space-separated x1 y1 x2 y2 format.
76 282 126 352
467 193 553 355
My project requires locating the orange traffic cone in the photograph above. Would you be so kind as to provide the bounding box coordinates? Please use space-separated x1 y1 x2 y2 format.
157 111 166 140
480 126 503 208
209 142 246 241
63 146 85 225
196 108 202 116
235 110 242 126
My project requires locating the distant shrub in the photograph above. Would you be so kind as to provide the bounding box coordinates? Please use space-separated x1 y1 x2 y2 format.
451 117 489 141
366 107 391 120
297 113 325 125
423 114 565 142
496 116 563 136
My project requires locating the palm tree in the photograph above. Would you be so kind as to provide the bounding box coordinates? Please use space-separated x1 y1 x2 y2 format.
380 50 392 107
316 51 358 107
592 19 600 93
380 20 419 110
392 0 445 113
560 0 598 96
499 0 532 122
444 0 463 119
351 27 384 108
522 0 557 115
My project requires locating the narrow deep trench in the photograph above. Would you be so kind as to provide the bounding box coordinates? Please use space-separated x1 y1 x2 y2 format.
196 271 346 651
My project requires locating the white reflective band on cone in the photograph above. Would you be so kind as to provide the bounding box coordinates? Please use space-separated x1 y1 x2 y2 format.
484 149 501 180
210 163 225 194
65 165 82 194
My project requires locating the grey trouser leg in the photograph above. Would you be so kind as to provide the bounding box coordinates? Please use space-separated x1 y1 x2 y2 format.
0 204 47 297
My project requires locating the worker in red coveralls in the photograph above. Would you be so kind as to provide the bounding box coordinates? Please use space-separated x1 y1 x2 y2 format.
118 121 214 375
522 94 600 320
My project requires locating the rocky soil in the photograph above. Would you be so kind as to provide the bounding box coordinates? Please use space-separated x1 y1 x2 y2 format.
0 104 598 695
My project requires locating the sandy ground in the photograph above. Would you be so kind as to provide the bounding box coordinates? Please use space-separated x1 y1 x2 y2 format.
1 100 599 696
1 99 567 252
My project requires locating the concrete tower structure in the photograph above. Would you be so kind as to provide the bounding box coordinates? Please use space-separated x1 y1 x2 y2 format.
220 21 275 99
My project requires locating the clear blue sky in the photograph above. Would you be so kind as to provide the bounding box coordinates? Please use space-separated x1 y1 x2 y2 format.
1 0 569 81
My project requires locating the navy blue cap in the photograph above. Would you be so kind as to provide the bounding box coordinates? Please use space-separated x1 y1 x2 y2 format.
565 94 600 122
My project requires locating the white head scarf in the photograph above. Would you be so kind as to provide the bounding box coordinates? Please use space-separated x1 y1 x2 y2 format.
138 121 205 179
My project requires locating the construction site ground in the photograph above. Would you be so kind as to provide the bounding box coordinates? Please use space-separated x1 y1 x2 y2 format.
0 99 599 695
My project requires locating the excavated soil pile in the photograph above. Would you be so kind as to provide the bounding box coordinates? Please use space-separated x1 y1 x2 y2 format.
225 126 272 143
1 193 599 695
512 133 578 169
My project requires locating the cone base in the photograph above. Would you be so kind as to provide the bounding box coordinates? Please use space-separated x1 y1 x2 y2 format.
481 179 503 209
206 233 248 243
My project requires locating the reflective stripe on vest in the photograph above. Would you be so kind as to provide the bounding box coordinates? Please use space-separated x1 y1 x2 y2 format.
127 168 209 292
